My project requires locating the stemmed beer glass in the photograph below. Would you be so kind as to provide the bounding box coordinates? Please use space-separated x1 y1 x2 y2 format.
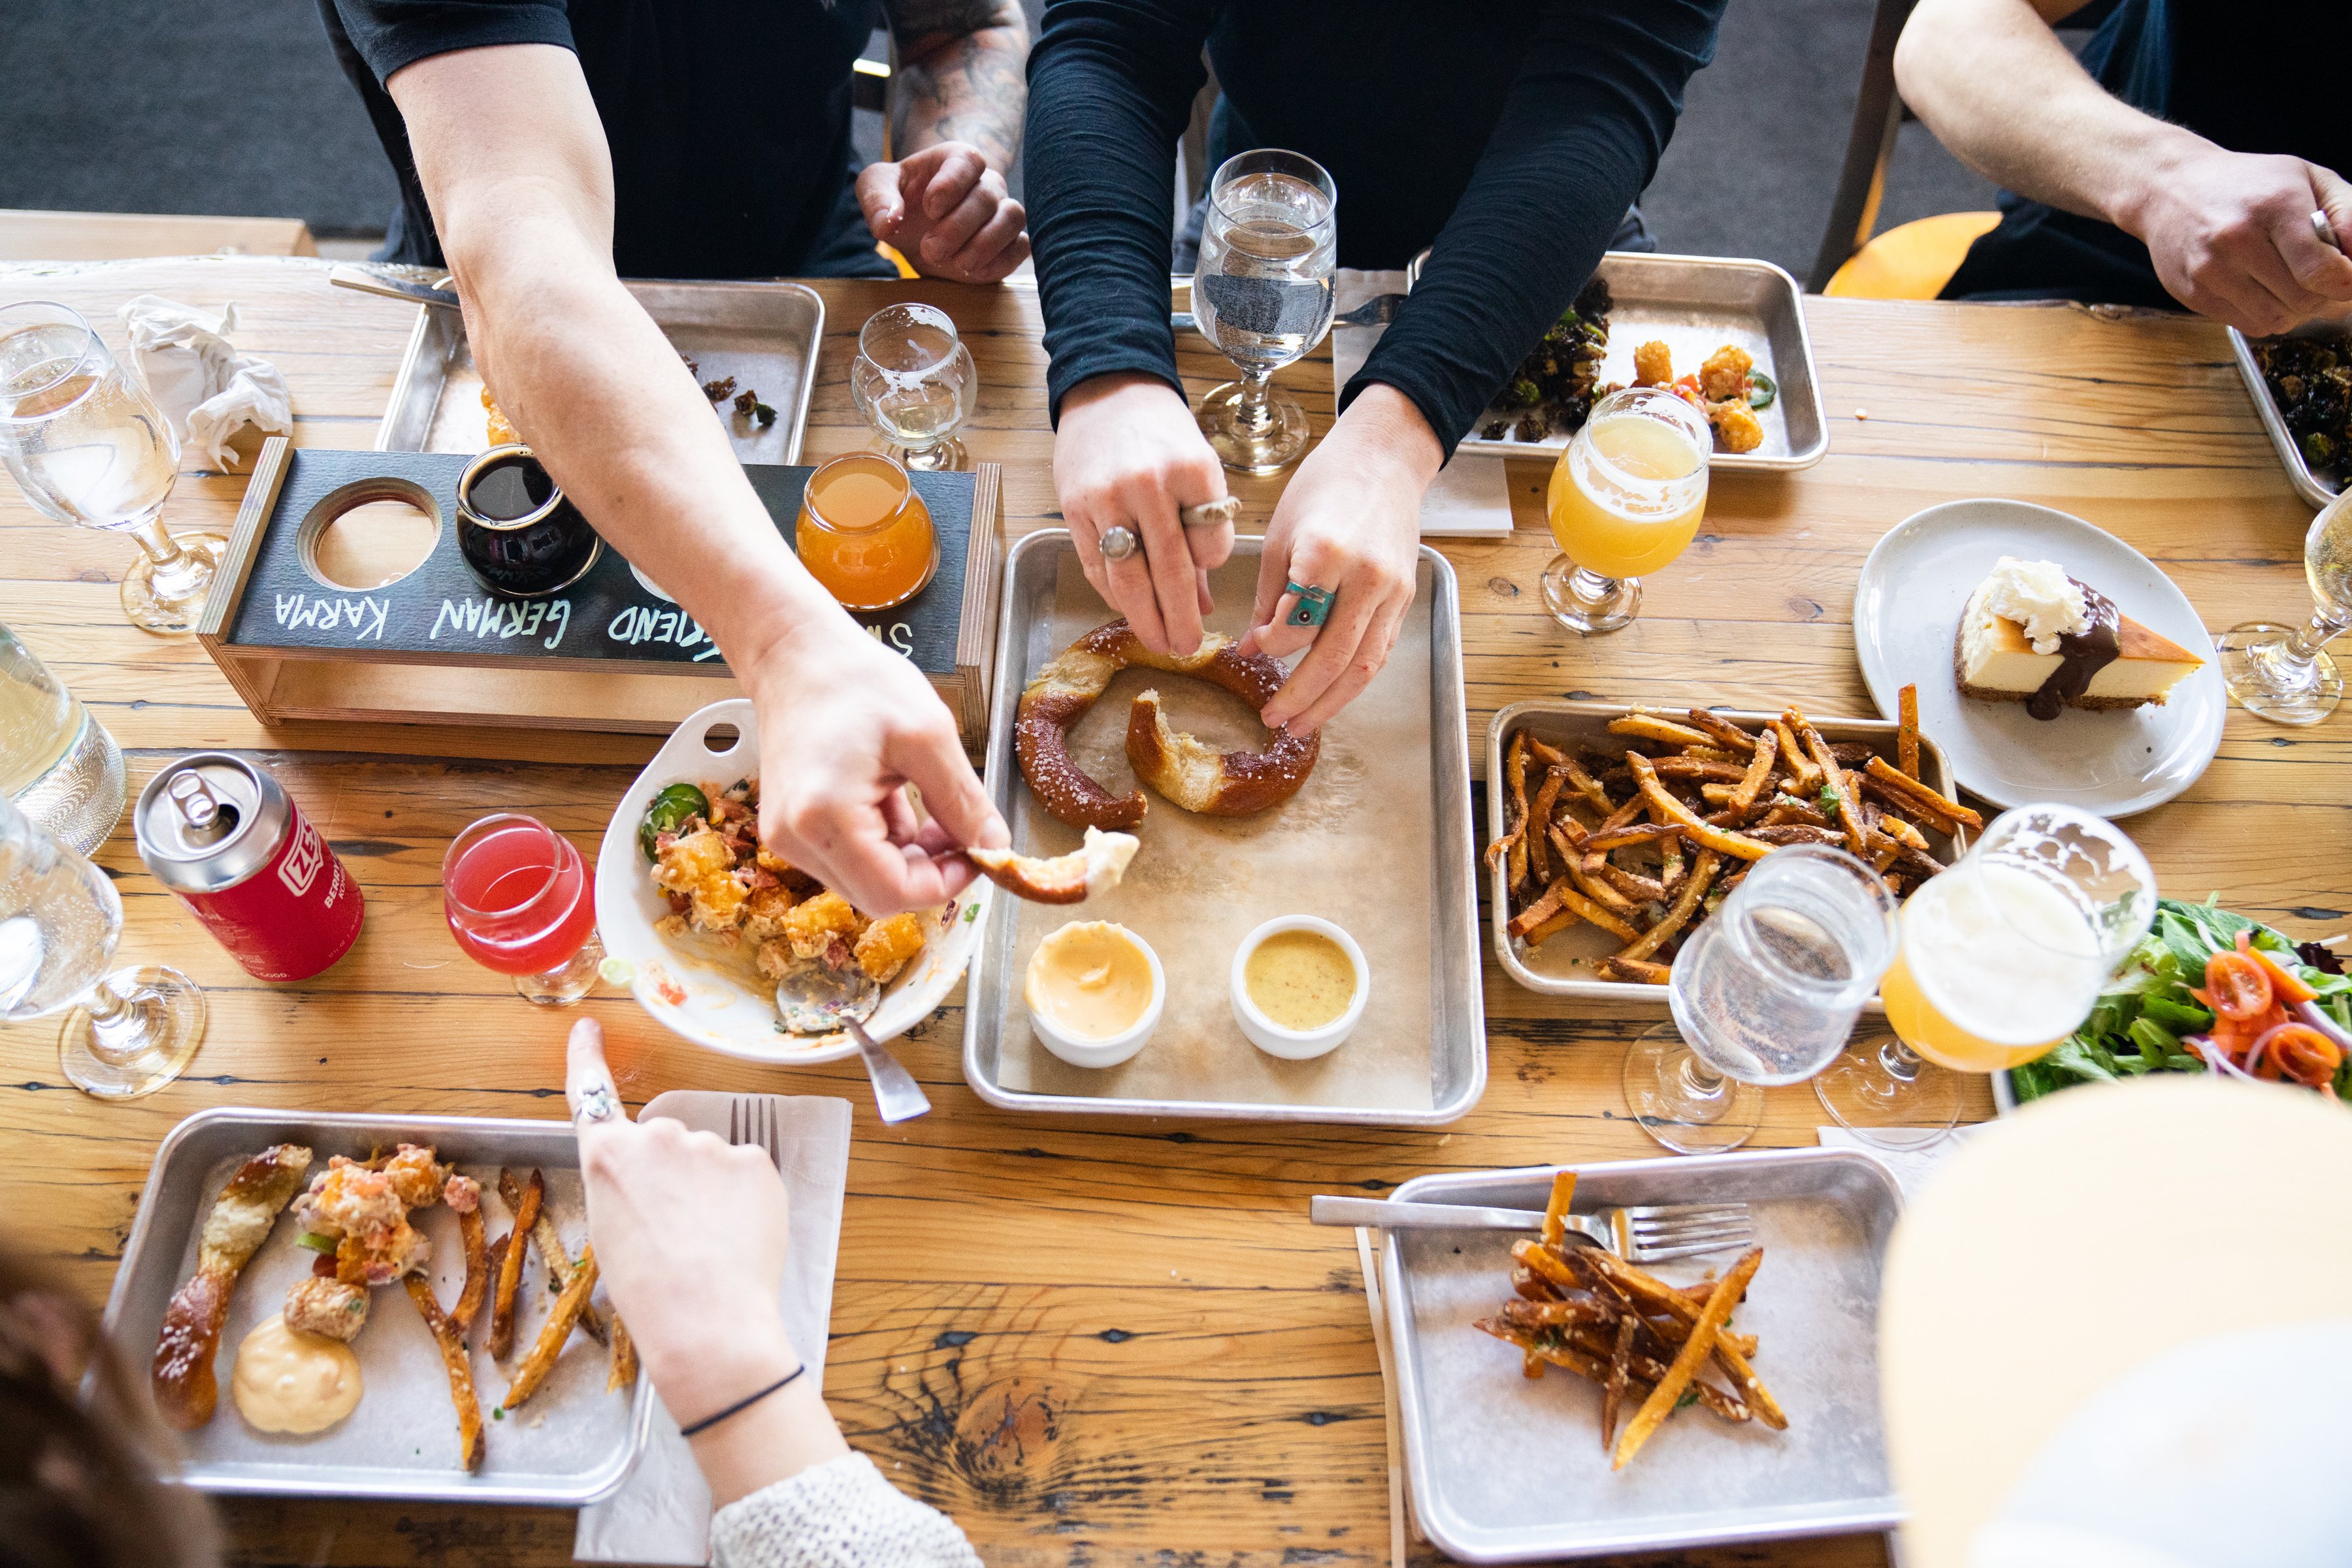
2215 489 2352 725
849 303 977 472
1543 386 1711 635
0 302 225 634
1192 150 1337 475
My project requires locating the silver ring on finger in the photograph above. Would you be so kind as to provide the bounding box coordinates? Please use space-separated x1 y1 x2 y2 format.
1178 497 1240 532
573 1082 621 1126
1100 525 1141 563
2313 209 2342 253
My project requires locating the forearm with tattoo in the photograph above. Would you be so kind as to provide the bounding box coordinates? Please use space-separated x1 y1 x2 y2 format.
882 0 1028 172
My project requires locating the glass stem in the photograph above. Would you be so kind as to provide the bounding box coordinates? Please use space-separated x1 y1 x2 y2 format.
1570 565 1624 603
1677 1054 1730 1105
131 516 186 568
2280 608 2351 666
1233 368 1277 437
79 976 157 1066
1878 1039 1924 1083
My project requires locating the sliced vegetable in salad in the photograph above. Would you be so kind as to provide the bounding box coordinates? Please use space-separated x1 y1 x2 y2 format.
2010 897 2351 1104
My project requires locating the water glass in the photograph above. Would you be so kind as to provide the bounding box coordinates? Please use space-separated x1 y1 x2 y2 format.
442 813 603 1004
0 301 226 634
1624 845 1899 1154
2215 490 2352 725
0 619 125 855
849 303 977 472
0 793 207 1099
1192 149 1337 474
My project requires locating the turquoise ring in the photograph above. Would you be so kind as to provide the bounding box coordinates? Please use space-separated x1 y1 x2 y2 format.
1285 582 1335 629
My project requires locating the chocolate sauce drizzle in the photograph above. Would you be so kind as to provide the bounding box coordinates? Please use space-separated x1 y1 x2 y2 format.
2027 579 2120 720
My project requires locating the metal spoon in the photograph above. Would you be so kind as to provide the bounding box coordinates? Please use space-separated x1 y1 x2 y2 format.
774 960 931 1124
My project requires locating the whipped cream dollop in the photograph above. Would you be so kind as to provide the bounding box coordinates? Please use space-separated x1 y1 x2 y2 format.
1980 556 2088 654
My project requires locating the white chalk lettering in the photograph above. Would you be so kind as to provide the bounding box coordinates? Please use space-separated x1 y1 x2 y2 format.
431 595 573 646
607 604 709 655
275 592 390 643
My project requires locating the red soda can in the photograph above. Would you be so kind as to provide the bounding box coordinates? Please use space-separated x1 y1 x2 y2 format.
135 753 363 982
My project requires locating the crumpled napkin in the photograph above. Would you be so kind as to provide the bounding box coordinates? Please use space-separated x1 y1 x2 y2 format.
116 295 291 469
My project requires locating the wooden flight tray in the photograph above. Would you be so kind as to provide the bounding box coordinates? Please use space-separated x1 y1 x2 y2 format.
196 438 1001 746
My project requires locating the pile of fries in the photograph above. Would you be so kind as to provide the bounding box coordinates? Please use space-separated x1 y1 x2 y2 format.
1490 691 1982 983
1474 1175 1783 1469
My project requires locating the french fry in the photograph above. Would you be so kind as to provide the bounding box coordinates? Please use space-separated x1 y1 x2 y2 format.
500 1168 608 1347
1602 1315 1637 1449
1863 756 1983 829
503 1245 599 1411
1897 683 1921 779
1597 955 1672 985
450 1205 489 1333
1772 718 1822 793
608 1313 639 1393
1725 726 1780 822
1750 825 1845 847
1616 849 1721 963
1877 813 1930 854
1558 755 1614 813
1795 716 1870 857
1507 877 1575 938
1681 709 1761 755
1584 821 1684 854
1505 732 1531 891
1511 1237 1579 1294
403 1275 485 1473
1476 1318 1614 1384
1528 766 1569 882
1593 861 1667 905
1541 1171 1577 1247
1612 1249 1761 1469
1627 756 1774 861
1500 1298 1616 1331
490 1168 543 1360
1522 907 1579 946
1580 1249 1773 1416
1562 1325 1751 1423
1650 757 1750 784
1608 713 1716 749
1554 885 1643 943
1568 858 1644 919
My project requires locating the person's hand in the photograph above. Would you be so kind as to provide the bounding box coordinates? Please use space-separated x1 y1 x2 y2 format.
2124 148 2352 335
1053 372 1233 655
737 611 1007 916
567 1019 850 1504
1239 384 1439 734
857 142 1029 284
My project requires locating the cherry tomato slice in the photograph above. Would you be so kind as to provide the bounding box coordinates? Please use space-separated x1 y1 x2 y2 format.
2261 1024 2344 1089
2236 930 2319 1005
2202 951 2274 1022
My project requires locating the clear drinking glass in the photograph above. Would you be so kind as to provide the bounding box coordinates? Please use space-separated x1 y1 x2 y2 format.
0 301 227 634
1820 802 2156 1149
2215 490 2351 725
0 793 207 1099
0 619 125 856
442 813 603 1004
1192 149 1337 475
848 303 978 472
1624 845 1900 1154
1542 386 1711 635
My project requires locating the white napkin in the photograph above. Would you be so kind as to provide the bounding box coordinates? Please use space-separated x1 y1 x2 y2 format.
1330 269 1515 540
1814 1122 1987 1203
116 295 291 470
572 1092 854 1565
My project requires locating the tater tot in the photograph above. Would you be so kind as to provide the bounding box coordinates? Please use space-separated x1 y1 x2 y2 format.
1632 340 1674 387
853 912 927 985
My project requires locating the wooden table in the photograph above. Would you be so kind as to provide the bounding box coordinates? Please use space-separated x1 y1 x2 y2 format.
1 257 2340 1568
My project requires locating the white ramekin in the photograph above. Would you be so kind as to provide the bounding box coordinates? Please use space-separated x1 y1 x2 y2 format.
1024 923 1166 1070
1230 915 1370 1060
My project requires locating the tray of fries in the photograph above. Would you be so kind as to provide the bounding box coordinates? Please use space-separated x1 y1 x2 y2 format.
103 1108 651 1504
1486 698 1978 1003
1380 1149 1904 1561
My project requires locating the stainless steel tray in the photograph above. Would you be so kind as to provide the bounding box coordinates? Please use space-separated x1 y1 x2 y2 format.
2227 323 2344 510
376 278 822 465
1382 1148 1904 1561
103 1107 652 1505
962 530 1484 1124
1441 252 1828 470
1488 700 1965 1004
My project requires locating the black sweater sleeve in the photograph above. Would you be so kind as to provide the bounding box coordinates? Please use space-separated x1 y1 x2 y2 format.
1023 0 1217 425
1351 0 1725 455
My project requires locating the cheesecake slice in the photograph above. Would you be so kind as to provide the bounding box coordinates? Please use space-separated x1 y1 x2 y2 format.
1954 557 2203 719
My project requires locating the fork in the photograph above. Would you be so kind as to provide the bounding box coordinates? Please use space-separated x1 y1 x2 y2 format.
727 1095 785 1171
1308 1195 1754 1264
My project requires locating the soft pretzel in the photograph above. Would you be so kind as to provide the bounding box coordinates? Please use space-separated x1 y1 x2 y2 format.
1013 619 1318 829
1126 688 1318 817
968 826 1140 904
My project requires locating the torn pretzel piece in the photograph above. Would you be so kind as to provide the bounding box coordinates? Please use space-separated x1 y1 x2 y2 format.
968 826 1140 904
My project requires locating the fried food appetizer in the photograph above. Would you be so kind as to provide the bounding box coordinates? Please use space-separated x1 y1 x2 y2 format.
481 387 518 448
291 1150 437 1288
152 1143 314 1429
502 1245 600 1411
284 1275 369 1343
403 1275 485 1473
498 1168 607 1347
491 1168 544 1360
853 912 926 983
445 1174 491 1333
1632 339 1674 387
1612 1249 1763 1469
608 1313 640 1393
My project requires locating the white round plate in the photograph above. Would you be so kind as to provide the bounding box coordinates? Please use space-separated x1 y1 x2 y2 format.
594 698 992 1065
1852 498 2223 818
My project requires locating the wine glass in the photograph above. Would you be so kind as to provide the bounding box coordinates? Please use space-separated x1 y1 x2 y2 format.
1543 385 1710 635
1624 845 1899 1154
1818 803 2156 1149
2215 490 2351 725
849 303 977 472
442 813 603 1004
0 301 226 634
0 793 207 1099
1192 149 1337 475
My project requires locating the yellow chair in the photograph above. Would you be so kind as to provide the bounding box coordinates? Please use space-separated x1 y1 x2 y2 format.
1824 210 2002 300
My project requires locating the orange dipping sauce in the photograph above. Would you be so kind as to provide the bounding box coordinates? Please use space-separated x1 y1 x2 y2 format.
795 453 938 611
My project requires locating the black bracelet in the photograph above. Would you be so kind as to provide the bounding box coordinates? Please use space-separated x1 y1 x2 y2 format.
678 1364 806 1438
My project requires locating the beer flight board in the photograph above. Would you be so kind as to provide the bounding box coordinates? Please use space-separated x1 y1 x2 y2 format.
197 440 1002 745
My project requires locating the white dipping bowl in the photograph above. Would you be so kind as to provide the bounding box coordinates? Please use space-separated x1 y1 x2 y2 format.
1230 916 1369 1060
1025 924 1166 1070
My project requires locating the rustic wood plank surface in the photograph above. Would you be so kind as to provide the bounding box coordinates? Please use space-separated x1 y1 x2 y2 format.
1 258 2342 1568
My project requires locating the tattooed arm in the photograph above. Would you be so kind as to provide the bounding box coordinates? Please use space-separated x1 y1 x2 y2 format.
857 0 1030 281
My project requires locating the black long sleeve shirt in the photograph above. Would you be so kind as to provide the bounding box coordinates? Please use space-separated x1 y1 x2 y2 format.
1022 0 1725 456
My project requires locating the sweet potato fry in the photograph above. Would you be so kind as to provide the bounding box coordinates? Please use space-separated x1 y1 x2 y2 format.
1528 766 1568 881
1602 1315 1637 1448
451 1206 489 1333
1681 709 1760 755
1897 683 1921 779
1628 756 1773 860
1541 1171 1577 1247
503 1245 599 1411
608 1313 639 1393
500 1168 607 1347
1609 713 1716 749
1597 955 1673 985
490 1168 543 1360
1726 726 1780 821
1863 756 1983 829
1796 717 1870 857
1584 821 1684 854
1507 877 1575 938
1612 1248 1761 1469
403 1275 485 1473
1522 907 1579 945
1617 849 1721 963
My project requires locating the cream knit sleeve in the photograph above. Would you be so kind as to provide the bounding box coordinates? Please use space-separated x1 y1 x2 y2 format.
709 1452 981 1568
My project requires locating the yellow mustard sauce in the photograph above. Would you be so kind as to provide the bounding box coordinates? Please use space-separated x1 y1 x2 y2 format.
1245 929 1356 1032
1026 921 1154 1039
231 1313 363 1435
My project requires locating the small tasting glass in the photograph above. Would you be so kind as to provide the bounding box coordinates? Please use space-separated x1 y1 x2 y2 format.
2215 490 2352 725
849 303 977 472
794 451 939 612
442 813 604 1005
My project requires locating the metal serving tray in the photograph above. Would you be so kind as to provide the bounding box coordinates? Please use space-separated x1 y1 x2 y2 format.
376 278 822 465
103 1107 653 1505
2227 323 2343 510
1441 252 1828 470
1489 700 1965 1004
1382 1148 1905 1561
962 530 1484 1124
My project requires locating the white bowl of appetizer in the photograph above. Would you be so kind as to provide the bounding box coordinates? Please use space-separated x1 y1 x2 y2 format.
594 699 992 1066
